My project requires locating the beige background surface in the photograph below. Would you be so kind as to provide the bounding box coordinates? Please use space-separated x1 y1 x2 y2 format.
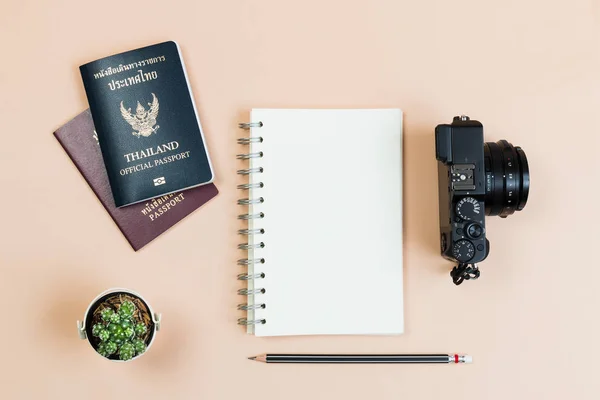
1 0 599 399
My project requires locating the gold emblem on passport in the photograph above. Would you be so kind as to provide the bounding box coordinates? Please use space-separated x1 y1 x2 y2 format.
120 93 160 138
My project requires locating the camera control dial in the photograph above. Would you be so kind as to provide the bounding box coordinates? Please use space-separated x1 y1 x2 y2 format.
452 240 475 263
455 197 481 221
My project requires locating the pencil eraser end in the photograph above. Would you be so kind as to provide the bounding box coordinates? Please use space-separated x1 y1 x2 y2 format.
464 355 473 364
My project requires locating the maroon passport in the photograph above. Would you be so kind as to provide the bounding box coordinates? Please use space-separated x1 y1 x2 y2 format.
54 110 218 251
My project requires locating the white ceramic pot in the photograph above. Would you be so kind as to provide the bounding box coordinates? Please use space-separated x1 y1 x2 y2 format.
77 288 161 362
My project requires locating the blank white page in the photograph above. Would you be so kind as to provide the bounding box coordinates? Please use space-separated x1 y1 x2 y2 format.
247 109 403 336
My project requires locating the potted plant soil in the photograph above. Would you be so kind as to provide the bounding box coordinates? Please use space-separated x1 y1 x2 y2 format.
77 288 161 361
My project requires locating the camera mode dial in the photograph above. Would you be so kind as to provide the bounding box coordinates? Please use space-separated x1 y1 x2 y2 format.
455 197 481 221
452 240 475 263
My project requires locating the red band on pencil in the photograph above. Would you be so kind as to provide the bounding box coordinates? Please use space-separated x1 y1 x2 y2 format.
454 354 459 363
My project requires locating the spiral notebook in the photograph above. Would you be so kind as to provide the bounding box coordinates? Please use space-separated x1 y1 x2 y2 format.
237 109 403 336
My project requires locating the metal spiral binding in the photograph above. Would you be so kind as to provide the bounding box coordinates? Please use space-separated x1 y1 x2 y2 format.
237 212 264 220
238 228 265 235
237 197 264 205
238 183 264 190
237 258 265 265
237 303 266 311
238 242 265 250
237 137 263 144
238 288 265 295
238 318 266 325
239 122 263 129
237 167 263 175
237 120 266 326
236 151 263 160
237 272 265 280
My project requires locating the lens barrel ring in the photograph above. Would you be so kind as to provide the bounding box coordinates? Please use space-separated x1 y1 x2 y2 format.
515 146 530 210
484 140 530 217
499 139 520 216
484 142 505 216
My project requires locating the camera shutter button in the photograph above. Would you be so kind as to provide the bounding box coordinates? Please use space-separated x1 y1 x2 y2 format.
465 223 484 239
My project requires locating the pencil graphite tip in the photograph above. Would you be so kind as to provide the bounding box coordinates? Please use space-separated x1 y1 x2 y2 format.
248 354 267 362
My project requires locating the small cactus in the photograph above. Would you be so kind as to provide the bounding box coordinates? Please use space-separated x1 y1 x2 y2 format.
100 308 114 322
104 341 118 355
119 342 135 361
92 300 148 361
118 300 135 318
109 312 121 324
97 342 107 356
98 329 110 342
133 338 146 354
92 323 104 337
134 323 147 336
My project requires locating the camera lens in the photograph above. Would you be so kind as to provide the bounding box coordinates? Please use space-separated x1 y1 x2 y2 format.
483 140 530 218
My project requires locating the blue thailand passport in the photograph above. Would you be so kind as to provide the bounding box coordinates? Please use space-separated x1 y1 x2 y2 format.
80 41 214 207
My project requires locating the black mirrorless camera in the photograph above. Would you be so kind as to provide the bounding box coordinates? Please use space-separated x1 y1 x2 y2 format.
435 116 530 285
